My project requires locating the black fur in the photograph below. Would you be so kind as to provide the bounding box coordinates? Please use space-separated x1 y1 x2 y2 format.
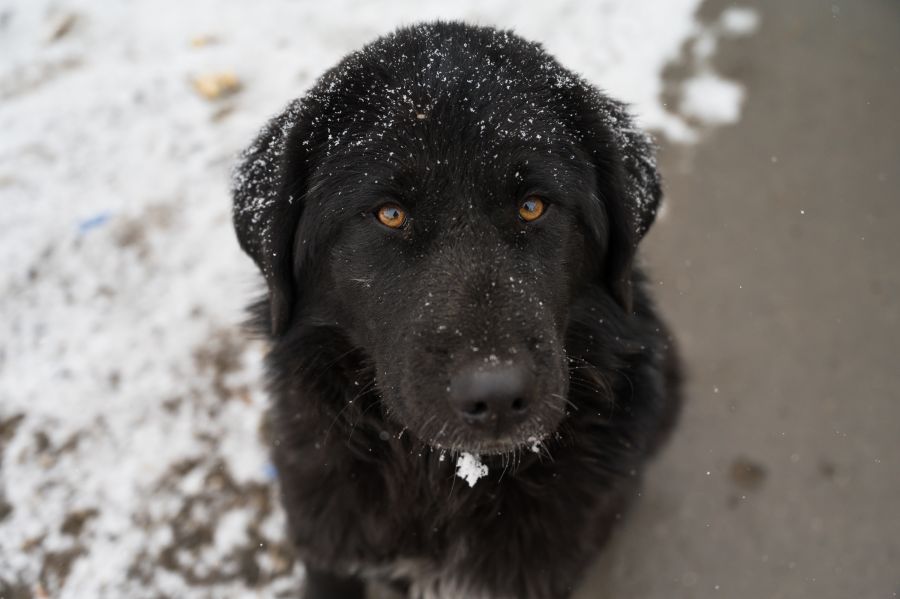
232 22 682 599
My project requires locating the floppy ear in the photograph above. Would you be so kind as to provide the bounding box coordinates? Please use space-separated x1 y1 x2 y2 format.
579 96 662 313
232 100 311 336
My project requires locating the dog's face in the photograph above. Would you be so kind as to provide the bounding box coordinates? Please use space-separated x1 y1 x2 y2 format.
311 107 591 454
233 22 661 455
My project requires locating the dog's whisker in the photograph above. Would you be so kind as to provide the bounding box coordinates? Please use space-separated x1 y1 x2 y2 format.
323 378 378 439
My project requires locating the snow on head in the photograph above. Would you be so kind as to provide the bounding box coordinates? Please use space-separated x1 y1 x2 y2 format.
456 452 489 487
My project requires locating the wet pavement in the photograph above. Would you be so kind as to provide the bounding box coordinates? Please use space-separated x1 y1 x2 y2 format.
576 0 900 597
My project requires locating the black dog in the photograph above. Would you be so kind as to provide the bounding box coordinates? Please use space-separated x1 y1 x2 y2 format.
233 21 682 599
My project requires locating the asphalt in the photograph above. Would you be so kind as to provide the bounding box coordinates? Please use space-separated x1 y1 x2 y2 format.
575 0 900 597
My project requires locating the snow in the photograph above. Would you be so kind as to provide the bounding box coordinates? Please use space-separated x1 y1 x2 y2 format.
0 0 756 596
213 509 251 556
720 7 761 37
680 74 745 126
676 7 760 129
456 453 489 487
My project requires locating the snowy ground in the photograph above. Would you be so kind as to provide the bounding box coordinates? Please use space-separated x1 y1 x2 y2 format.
0 1 756 597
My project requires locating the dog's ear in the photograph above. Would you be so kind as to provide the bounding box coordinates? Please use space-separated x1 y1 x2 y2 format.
577 95 662 314
232 100 312 336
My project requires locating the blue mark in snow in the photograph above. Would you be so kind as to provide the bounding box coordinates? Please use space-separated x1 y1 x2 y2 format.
78 212 111 233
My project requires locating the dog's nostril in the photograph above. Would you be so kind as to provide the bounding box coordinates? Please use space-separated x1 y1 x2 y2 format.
469 401 489 416
449 365 534 428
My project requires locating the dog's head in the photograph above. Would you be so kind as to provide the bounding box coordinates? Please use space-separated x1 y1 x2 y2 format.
233 22 661 454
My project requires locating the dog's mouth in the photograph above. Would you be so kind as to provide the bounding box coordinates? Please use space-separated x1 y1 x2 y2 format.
431 432 552 457
412 412 559 457
387 384 566 457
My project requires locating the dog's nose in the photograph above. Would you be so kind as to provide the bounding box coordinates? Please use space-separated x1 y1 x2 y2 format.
449 365 533 431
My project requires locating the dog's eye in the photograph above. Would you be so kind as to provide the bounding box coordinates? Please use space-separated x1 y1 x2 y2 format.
518 196 546 222
376 204 407 229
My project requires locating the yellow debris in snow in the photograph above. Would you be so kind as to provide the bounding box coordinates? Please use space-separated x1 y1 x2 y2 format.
192 71 241 100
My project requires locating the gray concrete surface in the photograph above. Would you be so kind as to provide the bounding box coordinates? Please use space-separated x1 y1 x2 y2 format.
576 1 900 597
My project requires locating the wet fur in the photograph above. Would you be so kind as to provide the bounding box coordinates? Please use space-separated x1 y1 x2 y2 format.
233 22 682 599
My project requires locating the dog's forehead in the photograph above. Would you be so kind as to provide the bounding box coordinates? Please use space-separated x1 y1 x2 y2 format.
309 24 585 164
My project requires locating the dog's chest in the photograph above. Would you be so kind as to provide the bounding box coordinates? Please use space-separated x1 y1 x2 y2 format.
360 557 496 599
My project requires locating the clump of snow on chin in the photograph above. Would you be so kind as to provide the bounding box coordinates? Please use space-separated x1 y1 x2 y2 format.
456 452 489 487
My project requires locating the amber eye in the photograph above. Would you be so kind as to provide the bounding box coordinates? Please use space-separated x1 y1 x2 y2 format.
518 196 546 222
376 203 407 228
